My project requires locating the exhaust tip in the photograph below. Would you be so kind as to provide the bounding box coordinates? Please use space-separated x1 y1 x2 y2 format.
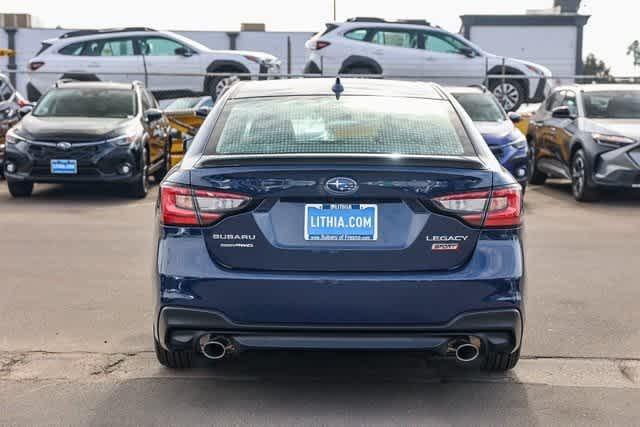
455 343 480 363
201 340 227 360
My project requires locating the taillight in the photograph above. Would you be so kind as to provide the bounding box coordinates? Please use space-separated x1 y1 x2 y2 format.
431 185 522 228
160 184 251 227
310 40 331 50
29 61 45 71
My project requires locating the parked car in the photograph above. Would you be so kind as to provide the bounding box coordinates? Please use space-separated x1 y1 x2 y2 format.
153 78 525 371
1 74 29 177
447 86 529 191
164 96 214 113
527 84 640 201
26 28 281 102
4 80 170 198
304 17 551 111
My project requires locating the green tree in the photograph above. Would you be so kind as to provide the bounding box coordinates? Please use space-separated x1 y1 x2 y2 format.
580 53 611 83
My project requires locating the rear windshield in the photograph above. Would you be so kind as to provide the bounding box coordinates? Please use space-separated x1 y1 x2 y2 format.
452 93 506 122
33 88 137 118
583 91 640 119
206 96 474 156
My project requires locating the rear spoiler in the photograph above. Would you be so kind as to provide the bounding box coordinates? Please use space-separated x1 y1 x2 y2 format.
195 154 488 170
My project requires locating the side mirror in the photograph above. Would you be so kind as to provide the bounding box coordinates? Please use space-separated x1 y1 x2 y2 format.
18 104 34 119
551 106 575 119
195 106 211 118
144 108 163 123
183 136 194 152
459 47 476 58
508 111 521 123
174 47 193 57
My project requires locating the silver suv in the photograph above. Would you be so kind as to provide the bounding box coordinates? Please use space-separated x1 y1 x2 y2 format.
27 28 281 102
304 18 552 111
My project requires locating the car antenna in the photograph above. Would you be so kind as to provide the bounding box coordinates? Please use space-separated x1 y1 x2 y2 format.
332 77 344 100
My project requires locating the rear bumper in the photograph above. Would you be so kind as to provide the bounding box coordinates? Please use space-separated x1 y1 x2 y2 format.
593 144 640 188
154 226 525 354
156 306 523 355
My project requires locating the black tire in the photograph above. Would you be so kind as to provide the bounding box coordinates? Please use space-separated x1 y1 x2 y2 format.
571 149 600 202
206 75 240 102
8 180 34 198
489 79 525 112
483 348 521 372
129 147 149 199
154 338 193 369
153 141 171 183
528 142 547 185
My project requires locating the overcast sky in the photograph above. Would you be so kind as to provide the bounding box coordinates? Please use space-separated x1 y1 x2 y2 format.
5 0 638 75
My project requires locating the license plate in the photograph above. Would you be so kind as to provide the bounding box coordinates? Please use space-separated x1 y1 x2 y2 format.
50 159 77 174
304 204 378 241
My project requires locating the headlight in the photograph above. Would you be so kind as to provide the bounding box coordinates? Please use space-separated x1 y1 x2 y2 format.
592 133 636 147
5 128 27 144
524 64 544 76
107 131 140 146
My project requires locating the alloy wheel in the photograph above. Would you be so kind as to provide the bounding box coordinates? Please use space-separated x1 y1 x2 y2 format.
215 76 239 98
492 82 520 111
572 156 585 197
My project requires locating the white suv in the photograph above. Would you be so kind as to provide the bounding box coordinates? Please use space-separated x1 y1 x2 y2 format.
304 18 551 111
27 28 281 102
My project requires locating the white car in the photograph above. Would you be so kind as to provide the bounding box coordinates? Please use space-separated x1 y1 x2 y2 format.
27 27 281 102
304 18 552 111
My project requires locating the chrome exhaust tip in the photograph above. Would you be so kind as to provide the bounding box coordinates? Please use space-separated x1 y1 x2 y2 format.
455 343 480 363
200 337 232 360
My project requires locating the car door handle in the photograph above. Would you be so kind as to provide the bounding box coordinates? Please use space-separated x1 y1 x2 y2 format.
87 63 100 68
424 56 436 61
373 49 384 55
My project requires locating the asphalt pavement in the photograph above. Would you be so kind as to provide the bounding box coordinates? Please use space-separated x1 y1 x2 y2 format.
1 179 639 426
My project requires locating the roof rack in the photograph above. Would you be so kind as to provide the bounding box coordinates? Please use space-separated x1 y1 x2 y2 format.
346 17 387 23
60 27 156 39
346 17 432 26
55 78 77 87
396 19 431 26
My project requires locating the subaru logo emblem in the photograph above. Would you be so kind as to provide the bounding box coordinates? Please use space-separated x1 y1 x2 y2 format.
56 142 72 151
325 177 358 195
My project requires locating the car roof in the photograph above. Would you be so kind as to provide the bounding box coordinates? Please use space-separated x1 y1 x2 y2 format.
230 78 445 100
554 84 640 93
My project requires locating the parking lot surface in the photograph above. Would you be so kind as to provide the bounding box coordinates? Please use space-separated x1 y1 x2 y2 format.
1 180 640 425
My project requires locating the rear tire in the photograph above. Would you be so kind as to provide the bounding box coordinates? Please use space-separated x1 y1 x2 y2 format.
154 338 193 369
8 180 34 198
483 348 521 372
489 79 525 112
528 143 547 185
206 75 240 102
571 149 600 202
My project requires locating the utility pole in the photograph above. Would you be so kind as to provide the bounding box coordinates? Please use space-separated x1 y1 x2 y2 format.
333 0 337 21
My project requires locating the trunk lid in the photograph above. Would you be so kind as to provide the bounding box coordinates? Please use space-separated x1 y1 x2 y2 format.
191 160 492 272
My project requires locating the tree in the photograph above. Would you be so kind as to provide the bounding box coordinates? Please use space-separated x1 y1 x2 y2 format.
628 40 640 69
580 53 611 83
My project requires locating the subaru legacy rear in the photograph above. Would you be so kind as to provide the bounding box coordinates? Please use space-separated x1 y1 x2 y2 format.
153 78 525 371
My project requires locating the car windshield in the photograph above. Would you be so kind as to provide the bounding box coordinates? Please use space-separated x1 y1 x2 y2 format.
582 91 640 119
452 92 506 122
165 97 202 111
33 88 137 118
206 96 474 156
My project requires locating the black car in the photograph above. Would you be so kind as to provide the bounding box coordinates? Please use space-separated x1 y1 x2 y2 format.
4 81 170 198
527 84 640 201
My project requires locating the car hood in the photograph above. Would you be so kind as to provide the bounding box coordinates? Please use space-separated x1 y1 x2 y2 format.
15 115 132 142
485 53 552 77
205 49 279 62
582 119 640 140
474 120 522 146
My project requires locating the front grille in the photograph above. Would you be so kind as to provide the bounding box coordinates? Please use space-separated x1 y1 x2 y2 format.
28 143 100 161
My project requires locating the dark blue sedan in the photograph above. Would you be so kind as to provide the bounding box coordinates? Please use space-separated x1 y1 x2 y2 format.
448 86 529 192
153 78 525 371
